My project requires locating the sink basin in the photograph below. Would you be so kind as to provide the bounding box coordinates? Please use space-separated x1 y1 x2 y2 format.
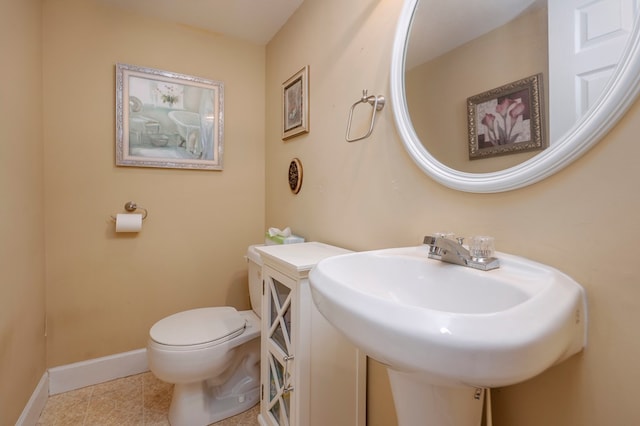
310 245 587 386
309 245 587 425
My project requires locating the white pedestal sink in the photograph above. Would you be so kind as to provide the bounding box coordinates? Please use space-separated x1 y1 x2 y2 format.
309 245 587 426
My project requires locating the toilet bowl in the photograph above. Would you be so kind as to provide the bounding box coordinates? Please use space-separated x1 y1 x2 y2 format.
147 245 263 426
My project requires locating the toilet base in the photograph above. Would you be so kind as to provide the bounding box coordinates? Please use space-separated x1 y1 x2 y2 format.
169 381 259 426
167 338 261 426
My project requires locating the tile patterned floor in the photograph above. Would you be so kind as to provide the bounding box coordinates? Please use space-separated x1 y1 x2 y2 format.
36 372 260 425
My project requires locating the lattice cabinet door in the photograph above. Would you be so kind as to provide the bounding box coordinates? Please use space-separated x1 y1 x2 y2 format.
261 267 298 426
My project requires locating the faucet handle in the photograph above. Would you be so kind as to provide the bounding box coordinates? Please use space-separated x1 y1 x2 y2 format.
469 236 495 260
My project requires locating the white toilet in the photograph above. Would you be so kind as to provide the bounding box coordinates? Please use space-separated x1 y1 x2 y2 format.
147 245 263 426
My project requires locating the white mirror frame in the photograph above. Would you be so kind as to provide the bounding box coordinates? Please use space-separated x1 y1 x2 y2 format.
391 0 640 193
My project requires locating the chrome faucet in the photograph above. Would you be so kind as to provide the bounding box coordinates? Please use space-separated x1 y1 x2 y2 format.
423 235 500 271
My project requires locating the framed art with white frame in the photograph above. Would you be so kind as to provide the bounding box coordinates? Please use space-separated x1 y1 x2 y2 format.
115 63 224 170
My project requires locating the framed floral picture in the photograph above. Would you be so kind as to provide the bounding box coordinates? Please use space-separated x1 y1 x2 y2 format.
467 73 546 160
282 66 309 140
115 63 224 170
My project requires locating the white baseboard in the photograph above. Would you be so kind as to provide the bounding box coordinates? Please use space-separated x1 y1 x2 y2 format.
16 372 49 426
16 349 149 424
48 348 149 395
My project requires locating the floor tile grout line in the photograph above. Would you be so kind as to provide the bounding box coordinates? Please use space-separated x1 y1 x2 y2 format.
81 386 94 426
142 373 147 425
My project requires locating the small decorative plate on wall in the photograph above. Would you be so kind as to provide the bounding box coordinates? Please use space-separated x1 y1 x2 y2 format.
289 158 303 194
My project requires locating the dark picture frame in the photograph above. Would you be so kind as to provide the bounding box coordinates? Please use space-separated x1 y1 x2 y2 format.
467 73 546 160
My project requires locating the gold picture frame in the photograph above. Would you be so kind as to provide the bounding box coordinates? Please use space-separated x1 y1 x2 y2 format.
467 73 546 160
282 66 309 140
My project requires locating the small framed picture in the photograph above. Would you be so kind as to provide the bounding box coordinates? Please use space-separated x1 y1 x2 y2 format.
282 66 309 140
115 63 224 170
467 73 546 160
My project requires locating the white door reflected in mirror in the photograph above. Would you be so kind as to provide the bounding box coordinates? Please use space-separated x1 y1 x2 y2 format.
549 0 637 141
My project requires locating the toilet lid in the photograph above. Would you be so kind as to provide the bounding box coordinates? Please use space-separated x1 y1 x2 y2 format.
150 307 246 346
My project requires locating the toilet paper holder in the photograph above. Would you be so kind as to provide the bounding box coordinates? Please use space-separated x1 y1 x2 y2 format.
110 201 148 221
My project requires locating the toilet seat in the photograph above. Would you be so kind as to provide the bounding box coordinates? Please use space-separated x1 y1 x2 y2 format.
150 306 246 347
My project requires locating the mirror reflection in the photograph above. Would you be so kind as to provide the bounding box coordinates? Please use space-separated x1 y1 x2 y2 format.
404 0 635 173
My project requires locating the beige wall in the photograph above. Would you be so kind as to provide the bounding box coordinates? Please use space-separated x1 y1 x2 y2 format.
5 0 640 424
0 0 46 423
406 7 548 172
42 0 265 366
266 0 640 425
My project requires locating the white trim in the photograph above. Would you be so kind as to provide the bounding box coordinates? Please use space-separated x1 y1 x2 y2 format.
257 413 268 426
16 372 49 426
48 348 148 395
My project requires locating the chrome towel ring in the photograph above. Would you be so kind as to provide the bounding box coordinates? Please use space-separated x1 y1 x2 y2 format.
345 90 385 142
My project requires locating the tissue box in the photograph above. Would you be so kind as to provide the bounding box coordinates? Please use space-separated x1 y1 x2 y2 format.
265 232 305 245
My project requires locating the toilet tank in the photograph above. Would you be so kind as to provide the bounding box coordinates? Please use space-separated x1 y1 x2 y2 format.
246 245 264 318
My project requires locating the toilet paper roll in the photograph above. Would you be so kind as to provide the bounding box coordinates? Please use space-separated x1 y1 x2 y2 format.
115 213 143 232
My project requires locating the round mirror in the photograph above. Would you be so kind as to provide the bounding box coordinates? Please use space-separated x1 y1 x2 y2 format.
391 0 640 193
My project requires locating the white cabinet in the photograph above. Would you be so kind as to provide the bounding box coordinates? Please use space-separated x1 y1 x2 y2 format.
256 243 366 426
